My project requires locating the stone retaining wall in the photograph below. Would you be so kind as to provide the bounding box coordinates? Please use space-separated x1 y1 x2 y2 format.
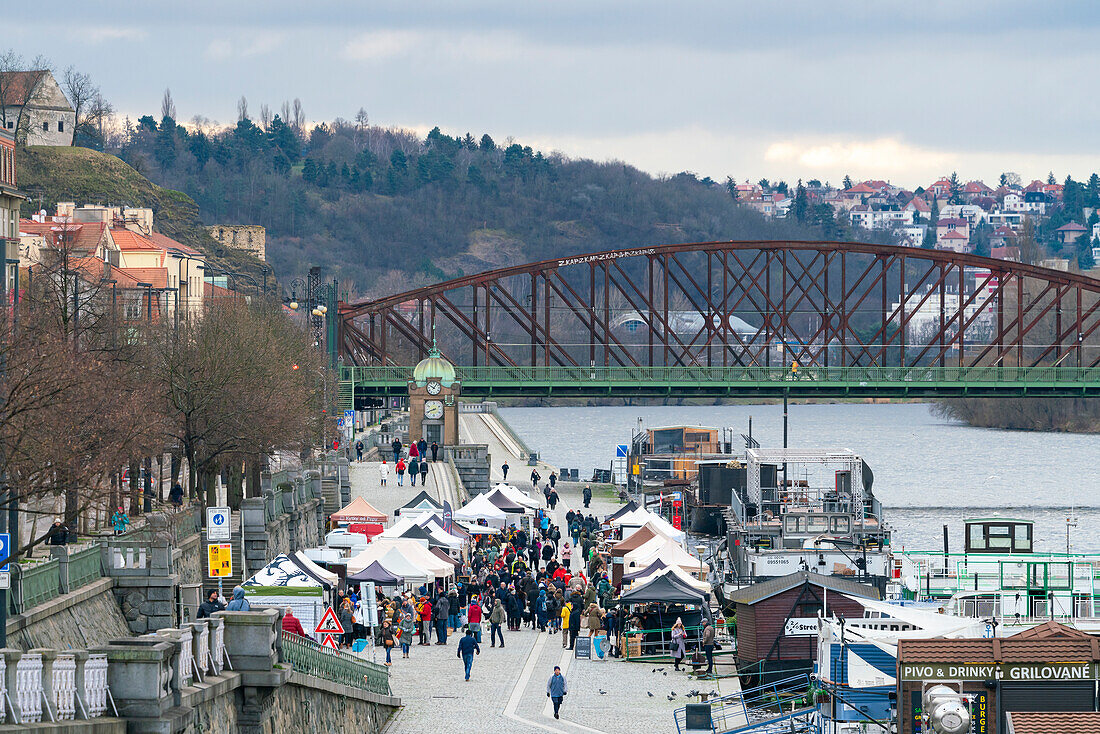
6 578 130 651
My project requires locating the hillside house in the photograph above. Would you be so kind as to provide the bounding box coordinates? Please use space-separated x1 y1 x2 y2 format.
1055 222 1087 246
0 70 75 146
0 130 22 292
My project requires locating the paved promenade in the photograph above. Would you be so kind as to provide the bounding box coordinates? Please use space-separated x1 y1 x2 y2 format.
346 417 731 733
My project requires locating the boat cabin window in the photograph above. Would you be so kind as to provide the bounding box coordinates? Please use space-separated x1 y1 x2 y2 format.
784 515 806 534
807 516 829 533
965 520 1033 553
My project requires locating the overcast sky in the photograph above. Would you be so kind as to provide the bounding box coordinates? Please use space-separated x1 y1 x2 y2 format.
8 2 1100 188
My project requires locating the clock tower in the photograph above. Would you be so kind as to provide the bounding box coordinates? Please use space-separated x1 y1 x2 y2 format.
408 342 460 447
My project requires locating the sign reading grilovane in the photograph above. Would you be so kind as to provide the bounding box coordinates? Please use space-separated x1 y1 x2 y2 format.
557 248 656 268
901 662 1099 681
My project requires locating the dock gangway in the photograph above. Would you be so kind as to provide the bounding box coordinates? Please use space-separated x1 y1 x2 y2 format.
673 674 816 734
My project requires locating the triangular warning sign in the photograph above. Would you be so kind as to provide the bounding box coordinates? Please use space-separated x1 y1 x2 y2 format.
321 634 341 650
315 606 344 635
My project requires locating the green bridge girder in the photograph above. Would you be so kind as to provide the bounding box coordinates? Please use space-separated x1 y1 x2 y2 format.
338 365 1100 408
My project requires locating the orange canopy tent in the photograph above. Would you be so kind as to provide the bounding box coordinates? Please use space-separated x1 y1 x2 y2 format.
330 497 387 523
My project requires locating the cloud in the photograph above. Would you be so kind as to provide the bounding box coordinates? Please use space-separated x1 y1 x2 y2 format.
204 32 286 61
764 138 953 177
78 26 148 43
341 30 425 61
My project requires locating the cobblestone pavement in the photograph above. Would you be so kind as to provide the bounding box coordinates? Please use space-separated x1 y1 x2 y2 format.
348 421 731 733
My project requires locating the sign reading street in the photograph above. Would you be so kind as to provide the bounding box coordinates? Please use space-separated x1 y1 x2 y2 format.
206 507 232 542
207 543 233 578
783 617 820 636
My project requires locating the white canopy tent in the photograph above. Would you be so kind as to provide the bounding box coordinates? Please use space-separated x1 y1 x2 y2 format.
624 536 702 576
241 553 334 633
491 483 541 510
453 494 508 528
382 515 465 550
612 508 686 545
292 551 339 587
370 548 435 586
346 538 454 578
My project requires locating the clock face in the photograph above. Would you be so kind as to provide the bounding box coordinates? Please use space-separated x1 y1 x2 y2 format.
426 381 442 395
424 400 444 419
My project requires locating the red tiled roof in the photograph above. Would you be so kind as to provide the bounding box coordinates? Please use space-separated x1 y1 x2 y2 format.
148 232 202 256
1057 222 1087 232
937 217 969 226
992 225 1016 236
111 229 163 252
845 183 877 194
907 197 931 212
899 622 1100 664
18 219 108 253
1006 712 1100 733
963 181 992 193
204 281 236 300
941 231 967 239
0 70 46 106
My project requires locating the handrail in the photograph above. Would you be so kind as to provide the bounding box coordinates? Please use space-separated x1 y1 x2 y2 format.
673 674 813 734
279 631 391 696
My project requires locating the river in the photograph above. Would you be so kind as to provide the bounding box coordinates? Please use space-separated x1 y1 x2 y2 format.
499 403 1100 552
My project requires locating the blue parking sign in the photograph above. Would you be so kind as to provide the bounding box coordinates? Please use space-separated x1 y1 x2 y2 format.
0 533 9 572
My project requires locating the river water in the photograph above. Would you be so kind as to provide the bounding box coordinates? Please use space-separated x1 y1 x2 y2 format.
499 403 1100 552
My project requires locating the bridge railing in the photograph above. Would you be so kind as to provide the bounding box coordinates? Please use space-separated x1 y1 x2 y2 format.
279 631 391 696
342 364 1100 385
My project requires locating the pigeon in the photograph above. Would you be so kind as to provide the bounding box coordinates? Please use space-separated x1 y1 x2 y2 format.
598 690 607 695
647 692 654 697
670 692 677 697
667 695 675 701
662 672 667 676
709 690 719 697
651 668 657 672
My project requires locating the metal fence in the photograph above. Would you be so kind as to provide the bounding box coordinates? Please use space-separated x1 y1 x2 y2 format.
67 546 103 591
279 631 391 696
15 558 61 613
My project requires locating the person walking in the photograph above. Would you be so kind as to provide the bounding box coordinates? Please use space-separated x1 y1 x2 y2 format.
489 597 505 648
355 439 364 461
168 482 184 509
549 471 557 490
467 597 483 642
197 590 225 618
582 485 592 508
434 593 450 644
396 459 406 486
560 599 572 648
379 460 389 486
700 618 716 678
546 666 568 719
111 507 130 535
417 438 428 460
409 441 420 460
281 607 309 638
431 441 439 461
548 487 559 510
419 459 429 487
226 586 251 611
457 629 480 681
670 618 687 671
561 542 572 568
399 612 415 658
408 456 419 487
418 597 432 645
380 619 396 666
568 600 582 650
46 519 69 546
338 598 355 648
391 438 402 463
530 468 541 491
501 461 509 480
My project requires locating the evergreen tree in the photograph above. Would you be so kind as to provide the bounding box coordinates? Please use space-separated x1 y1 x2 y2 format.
1082 237 1099 270
792 180 809 223
479 134 496 152
999 173 1008 187
948 171 962 204
843 175 853 190
302 158 318 184
725 176 739 201
1047 171 1057 185
923 200 939 248
758 178 770 189
390 149 408 173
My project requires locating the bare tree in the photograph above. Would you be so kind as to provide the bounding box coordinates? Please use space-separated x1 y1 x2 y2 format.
259 103 272 130
280 100 291 125
291 97 304 131
237 95 249 122
160 87 176 121
0 50 53 142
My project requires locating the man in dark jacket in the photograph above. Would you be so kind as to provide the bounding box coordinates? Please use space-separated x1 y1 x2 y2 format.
431 441 439 461
197 590 225 618
582 485 592 508
391 438 402 463
434 594 450 644
700 619 716 677
457 630 480 681
355 440 364 461
46 519 69 545
417 438 428 459
568 601 582 649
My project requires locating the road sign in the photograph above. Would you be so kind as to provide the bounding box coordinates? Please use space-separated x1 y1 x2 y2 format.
615 444 629 458
207 544 233 578
344 410 355 436
0 533 9 572
321 634 340 650
315 606 344 635
0 572 9 590
207 507 231 542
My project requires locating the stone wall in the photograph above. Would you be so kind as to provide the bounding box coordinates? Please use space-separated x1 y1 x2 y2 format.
269 673 397 733
174 533 203 587
242 494 323 575
6 577 130 651
207 224 266 260
446 444 490 495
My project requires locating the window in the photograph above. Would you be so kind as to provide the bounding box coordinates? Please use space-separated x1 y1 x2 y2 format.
807 516 829 533
987 524 1011 550
42 121 49 132
57 120 64 133
831 516 851 534
5 120 11 129
783 515 806 534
